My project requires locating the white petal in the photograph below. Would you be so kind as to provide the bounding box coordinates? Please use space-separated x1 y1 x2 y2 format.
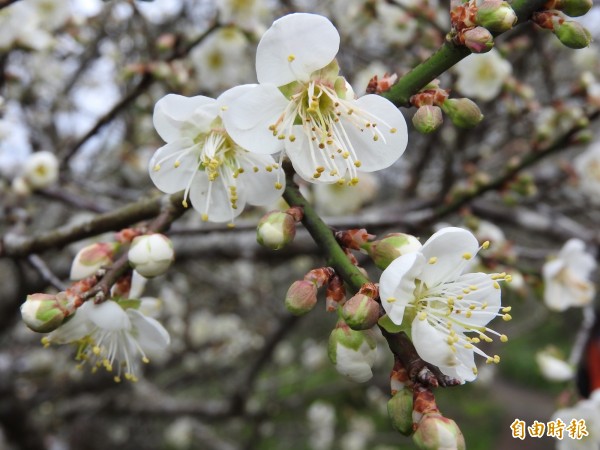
222 84 288 155
542 259 565 280
334 342 374 383
87 301 131 331
419 227 480 287
256 13 340 85
445 272 501 328
128 309 170 358
48 306 93 344
536 352 574 382
561 239 597 275
285 126 342 183
149 139 198 194
217 84 258 110
379 252 425 325
238 153 284 206
340 95 408 172
153 94 216 142
188 174 247 223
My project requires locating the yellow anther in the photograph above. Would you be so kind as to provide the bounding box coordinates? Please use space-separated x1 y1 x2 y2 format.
482 240 490 249
114 376 121 383
153 164 161 172
318 143 325 149
289 135 296 142
500 334 508 343
182 199 188 208
494 355 500 363
463 288 470 294
253 167 259 172
350 177 359 185
472 367 478 375
348 109 354 115
418 311 427 320
373 135 379 142
288 54 295 62
354 160 362 168
390 128 397 133
313 172 321 179
274 182 283 190
278 134 285 140
342 152 350 159
227 223 235 229
92 346 101 355
502 306 512 313
466 311 472 318
387 297 396 303
486 357 494 364
336 179 345 186
462 252 472 260
174 161 181 168
493 281 500 289
266 166 273 172
428 257 438 264
503 314 512 321
457 295 464 300
201 213 208 222
316 166 325 173
464 343 474 349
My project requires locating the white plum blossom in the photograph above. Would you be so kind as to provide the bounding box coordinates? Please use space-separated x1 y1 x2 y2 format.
379 227 511 383
543 239 597 312
215 0 270 33
22 150 59 190
149 88 284 224
552 391 600 450
454 49 512 101
575 143 600 203
328 323 378 383
42 299 170 382
223 13 408 186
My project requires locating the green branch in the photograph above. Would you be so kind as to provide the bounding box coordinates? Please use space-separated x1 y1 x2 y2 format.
382 0 548 106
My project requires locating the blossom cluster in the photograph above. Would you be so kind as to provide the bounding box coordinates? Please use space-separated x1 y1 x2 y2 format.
148 13 408 224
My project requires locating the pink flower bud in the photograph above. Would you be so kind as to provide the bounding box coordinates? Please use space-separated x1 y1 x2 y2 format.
413 413 466 450
285 280 318 315
441 98 484 129
476 1 517 33
70 242 120 280
256 211 296 250
412 106 443 134
342 293 380 330
388 388 414 436
21 293 69 333
463 27 494 53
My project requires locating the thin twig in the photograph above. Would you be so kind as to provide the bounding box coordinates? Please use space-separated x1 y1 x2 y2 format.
26 254 68 291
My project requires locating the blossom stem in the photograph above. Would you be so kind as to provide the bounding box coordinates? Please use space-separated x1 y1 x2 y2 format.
382 0 548 106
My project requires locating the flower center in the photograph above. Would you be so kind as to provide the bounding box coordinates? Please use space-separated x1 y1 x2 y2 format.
269 80 397 185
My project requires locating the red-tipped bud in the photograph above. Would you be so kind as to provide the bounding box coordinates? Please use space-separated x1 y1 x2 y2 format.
441 98 484 128
365 233 422 270
463 26 494 53
412 105 443 134
257 211 296 250
285 280 318 315
388 388 414 436
413 413 466 450
554 20 592 49
342 293 380 330
476 0 517 33
71 242 120 280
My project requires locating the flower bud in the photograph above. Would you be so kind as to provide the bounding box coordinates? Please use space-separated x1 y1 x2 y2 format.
462 27 494 53
476 1 517 33
554 20 592 49
412 106 443 134
70 242 120 280
256 211 296 250
388 388 414 436
128 233 174 278
556 0 593 17
441 98 484 128
413 413 466 450
22 151 59 190
285 280 318 315
341 293 380 330
328 321 377 383
365 233 422 270
21 293 68 333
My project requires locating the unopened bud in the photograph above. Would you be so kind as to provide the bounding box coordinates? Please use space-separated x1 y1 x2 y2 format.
463 26 494 53
412 106 443 134
328 321 377 383
365 233 422 270
128 233 174 278
22 151 59 190
285 280 318 315
553 0 593 17
342 293 380 330
476 1 517 33
441 98 484 128
71 242 120 280
257 211 296 250
413 413 466 450
554 20 592 49
21 293 69 333
388 388 414 436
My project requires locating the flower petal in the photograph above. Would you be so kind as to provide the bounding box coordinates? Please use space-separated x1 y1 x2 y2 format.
256 13 340 85
379 252 425 325
285 126 342 183
153 94 216 142
149 138 199 194
334 342 374 383
419 227 480 287
238 152 284 206
188 173 247 223
87 300 131 331
128 308 170 358
340 95 408 172
217 84 258 110
442 272 501 328
561 238 597 275
222 84 288 155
